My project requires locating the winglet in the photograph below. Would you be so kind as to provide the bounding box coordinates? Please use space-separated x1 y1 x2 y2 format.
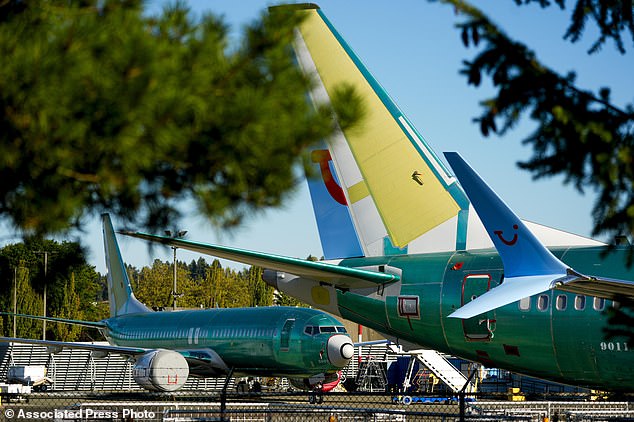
443 153 569 319
444 152 568 277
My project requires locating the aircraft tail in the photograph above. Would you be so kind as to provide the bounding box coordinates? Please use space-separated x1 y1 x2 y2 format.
277 4 469 259
278 4 602 260
102 214 151 317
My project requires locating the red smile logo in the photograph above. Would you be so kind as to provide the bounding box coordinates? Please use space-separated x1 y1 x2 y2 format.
494 224 519 246
311 149 347 206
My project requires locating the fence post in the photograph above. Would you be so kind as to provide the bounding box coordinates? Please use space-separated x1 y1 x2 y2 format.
220 367 234 421
459 368 478 422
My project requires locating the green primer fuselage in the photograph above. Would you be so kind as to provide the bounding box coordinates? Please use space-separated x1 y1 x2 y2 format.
103 306 345 378
332 245 633 391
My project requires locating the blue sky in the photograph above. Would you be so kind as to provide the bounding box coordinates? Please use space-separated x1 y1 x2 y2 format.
71 1 634 273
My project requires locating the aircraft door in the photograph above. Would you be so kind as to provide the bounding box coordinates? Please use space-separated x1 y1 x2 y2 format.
461 274 495 341
280 319 295 352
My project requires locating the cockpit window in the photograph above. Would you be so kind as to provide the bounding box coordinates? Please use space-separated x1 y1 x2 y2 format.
304 325 347 335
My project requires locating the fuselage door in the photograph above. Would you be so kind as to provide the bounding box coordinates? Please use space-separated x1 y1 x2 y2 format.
280 318 295 352
461 274 495 341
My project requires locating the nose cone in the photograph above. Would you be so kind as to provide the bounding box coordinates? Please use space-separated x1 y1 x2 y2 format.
327 334 354 368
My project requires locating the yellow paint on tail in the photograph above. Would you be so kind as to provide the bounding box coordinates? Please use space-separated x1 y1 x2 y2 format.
296 9 460 247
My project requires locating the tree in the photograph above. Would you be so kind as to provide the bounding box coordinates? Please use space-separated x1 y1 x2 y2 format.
0 239 102 339
51 272 83 341
135 259 174 309
10 263 42 338
243 266 273 307
0 1 363 238
436 0 634 260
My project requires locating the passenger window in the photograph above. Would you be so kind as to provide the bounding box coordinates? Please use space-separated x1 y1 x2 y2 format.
537 295 549 311
556 295 567 311
574 295 586 311
593 297 605 311
519 297 531 311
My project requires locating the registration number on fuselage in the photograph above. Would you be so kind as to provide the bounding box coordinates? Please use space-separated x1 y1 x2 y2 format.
600 341 630 352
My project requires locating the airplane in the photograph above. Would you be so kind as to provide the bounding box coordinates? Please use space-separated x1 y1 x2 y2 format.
0 213 354 392
121 4 634 392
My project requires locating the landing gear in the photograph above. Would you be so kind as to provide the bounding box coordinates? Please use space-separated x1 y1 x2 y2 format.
235 377 262 393
309 383 324 404
309 391 324 404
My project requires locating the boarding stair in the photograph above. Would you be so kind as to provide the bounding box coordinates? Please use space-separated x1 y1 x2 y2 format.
355 357 387 392
390 345 476 393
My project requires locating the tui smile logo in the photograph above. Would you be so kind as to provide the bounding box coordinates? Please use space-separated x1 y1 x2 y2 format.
494 224 519 246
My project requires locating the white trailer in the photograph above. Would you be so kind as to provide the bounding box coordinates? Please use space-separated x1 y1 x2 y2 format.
7 365 53 392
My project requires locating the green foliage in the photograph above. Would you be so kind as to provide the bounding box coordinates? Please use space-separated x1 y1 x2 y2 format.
128 258 274 310
0 239 306 341
513 0 634 54
51 273 82 341
604 297 634 344
0 239 99 339
437 0 634 263
0 0 363 237
274 291 309 308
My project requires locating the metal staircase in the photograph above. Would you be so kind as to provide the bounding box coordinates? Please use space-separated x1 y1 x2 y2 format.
355 358 387 392
390 345 476 393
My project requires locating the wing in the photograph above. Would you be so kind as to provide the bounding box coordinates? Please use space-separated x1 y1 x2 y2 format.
553 275 634 301
1 313 231 375
120 231 400 289
0 337 231 376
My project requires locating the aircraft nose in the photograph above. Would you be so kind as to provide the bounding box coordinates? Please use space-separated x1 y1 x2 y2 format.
327 334 354 368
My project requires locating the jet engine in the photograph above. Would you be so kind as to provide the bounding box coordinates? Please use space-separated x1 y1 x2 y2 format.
132 350 189 392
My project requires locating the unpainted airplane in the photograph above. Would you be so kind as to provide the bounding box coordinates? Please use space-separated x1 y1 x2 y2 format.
0 214 354 392
123 4 634 392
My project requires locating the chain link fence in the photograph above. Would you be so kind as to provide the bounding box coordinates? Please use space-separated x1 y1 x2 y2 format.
0 390 633 421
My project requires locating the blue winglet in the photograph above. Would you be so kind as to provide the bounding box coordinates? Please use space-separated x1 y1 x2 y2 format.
443 153 573 319
444 152 568 278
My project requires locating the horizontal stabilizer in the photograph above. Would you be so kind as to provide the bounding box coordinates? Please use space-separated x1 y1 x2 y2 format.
0 336 145 357
0 312 107 329
120 231 399 288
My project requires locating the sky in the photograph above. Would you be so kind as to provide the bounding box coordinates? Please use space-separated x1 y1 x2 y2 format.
19 1 634 274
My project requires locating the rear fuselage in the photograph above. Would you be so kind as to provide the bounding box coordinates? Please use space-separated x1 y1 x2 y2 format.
275 245 634 391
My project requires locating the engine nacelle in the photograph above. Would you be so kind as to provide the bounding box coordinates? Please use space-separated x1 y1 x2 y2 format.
132 350 189 392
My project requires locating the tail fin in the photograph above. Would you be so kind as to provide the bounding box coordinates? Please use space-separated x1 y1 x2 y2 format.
282 5 602 259
281 5 469 259
102 214 151 317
